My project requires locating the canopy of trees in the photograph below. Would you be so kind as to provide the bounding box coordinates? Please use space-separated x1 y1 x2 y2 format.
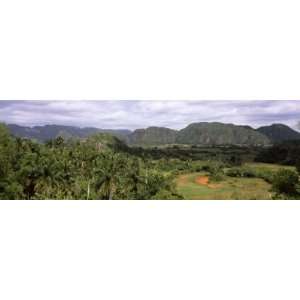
0 124 182 200
255 140 300 165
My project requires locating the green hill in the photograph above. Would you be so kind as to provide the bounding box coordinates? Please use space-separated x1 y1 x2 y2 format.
128 126 178 146
83 133 129 152
176 122 270 146
256 124 300 143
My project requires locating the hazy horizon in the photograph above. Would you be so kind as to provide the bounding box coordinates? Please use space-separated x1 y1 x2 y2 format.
0 100 299 131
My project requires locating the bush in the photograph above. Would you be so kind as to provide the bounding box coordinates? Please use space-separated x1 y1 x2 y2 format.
242 168 256 178
210 172 224 182
255 169 274 183
296 159 300 175
229 155 242 166
272 169 299 196
225 167 242 177
226 166 275 182
202 164 211 172
225 167 255 178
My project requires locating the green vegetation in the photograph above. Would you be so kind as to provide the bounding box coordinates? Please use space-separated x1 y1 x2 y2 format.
128 122 271 146
1 122 300 200
255 140 300 165
128 127 177 146
176 172 272 200
175 162 300 200
257 124 300 143
271 169 300 199
0 124 181 200
176 122 270 146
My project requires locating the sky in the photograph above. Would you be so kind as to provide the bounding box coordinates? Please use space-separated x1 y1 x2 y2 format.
0 100 300 131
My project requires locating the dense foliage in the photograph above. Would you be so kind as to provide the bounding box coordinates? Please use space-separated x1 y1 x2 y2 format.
255 140 300 165
129 144 259 164
0 124 182 200
271 169 300 197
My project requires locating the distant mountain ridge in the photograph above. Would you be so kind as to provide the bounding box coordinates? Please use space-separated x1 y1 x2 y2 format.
128 126 178 145
5 122 300 146
175 122 270 146
7 124 131 142
257 124 300 143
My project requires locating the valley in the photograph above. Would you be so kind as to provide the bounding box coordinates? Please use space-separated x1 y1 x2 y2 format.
1 121 300 200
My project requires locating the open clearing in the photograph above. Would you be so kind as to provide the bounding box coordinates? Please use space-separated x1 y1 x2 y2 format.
175 163 295 200
176 172 272 200
195 175 221 188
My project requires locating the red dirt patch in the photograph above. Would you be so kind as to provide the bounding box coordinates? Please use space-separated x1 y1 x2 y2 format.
195 176 221 189
196 176 209 185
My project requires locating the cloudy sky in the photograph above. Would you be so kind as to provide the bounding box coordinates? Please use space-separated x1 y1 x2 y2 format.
0 100 300 131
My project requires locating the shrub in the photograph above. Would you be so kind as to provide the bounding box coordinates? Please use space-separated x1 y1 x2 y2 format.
229 155 242 166
255 169 274 183
225 167 242 177
272 169 299 196
202 164 211 172
296 159 300 175
210 172 224 182
225 167 255 178
241 168 256 178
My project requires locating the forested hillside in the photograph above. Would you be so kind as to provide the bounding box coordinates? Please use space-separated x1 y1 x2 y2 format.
176 122 270 146
0 124 181 200
257 124 300 143
129 127 178 145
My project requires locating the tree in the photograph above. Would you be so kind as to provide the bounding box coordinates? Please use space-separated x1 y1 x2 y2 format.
0 124 23 199
93 152 126 200
229 155 242 166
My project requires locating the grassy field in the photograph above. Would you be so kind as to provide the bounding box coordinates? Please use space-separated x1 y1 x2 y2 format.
243 162 296 172
175 163 295 200
176 172 272 199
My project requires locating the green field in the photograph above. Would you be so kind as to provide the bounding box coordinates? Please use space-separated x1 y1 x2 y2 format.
175 163 295 200
243 162 295 172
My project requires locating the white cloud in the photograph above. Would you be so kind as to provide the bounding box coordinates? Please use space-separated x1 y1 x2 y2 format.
0 100 299 131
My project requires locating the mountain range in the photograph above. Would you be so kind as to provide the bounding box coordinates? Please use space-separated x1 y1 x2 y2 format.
6 124 131 142
5 122 300 146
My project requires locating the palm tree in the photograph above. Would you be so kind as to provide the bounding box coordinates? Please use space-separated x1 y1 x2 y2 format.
93 152 126 200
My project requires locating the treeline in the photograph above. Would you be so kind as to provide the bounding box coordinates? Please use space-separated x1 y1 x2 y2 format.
255 140 300 166
129 144 259 164
0 124 182 200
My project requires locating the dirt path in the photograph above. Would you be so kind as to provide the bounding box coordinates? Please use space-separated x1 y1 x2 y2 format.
195 176 221 189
